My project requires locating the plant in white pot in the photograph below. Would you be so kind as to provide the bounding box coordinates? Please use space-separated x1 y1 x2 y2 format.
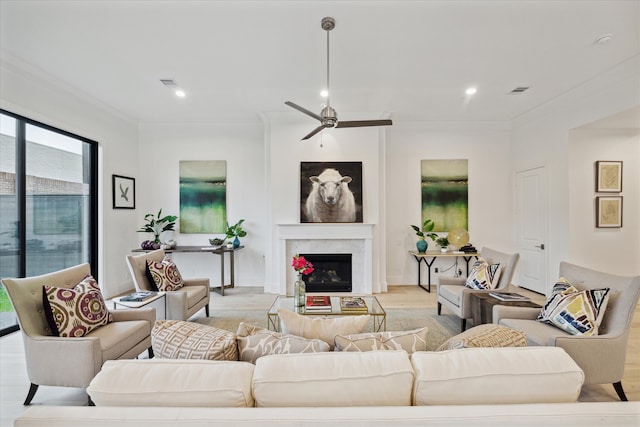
436 236 450 253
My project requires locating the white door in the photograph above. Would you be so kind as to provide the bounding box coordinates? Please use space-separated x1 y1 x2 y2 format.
515 167 548 294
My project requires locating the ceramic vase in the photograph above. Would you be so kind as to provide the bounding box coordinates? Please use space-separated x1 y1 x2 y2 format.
294 274 306 308
233 236 240 248
416 239 428 253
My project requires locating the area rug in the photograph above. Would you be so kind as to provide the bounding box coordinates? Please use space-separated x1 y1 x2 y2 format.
195 308 458 351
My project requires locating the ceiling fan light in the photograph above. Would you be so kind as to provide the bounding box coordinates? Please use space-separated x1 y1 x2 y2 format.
175 89 186 98
320 89 329 98
465 87 477 96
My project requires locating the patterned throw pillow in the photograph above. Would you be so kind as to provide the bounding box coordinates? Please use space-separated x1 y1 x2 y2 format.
146 256 185 291
334 327 429 354
152 320 238 360
42 274 113 337
236 322 330 364
536 277 610 336
436 324 527 351
465 257 502 290
278 308 370 350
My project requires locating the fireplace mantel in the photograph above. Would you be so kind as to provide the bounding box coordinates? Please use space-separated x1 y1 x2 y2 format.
276 224 374 295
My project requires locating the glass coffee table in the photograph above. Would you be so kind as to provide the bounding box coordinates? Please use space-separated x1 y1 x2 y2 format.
267 295 386 332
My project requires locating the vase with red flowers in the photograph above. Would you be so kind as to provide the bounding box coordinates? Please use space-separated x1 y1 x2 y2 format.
291 254 314 308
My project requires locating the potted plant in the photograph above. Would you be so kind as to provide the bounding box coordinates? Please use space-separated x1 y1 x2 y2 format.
137 209 178 246
411 219 438 253
436 236 450 253
225 219 247 248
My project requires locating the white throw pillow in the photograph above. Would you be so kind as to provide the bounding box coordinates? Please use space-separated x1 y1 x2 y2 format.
278 308 370 350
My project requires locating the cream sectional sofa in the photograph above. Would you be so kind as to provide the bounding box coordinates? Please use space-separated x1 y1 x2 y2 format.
14 347 640 426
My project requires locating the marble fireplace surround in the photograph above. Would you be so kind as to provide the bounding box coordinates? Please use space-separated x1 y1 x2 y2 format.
277 224 374 295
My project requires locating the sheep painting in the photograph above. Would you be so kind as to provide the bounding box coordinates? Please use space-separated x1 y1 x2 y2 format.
304 168 357 223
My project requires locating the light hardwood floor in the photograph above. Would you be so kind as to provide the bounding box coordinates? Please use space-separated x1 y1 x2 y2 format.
0 285 638 426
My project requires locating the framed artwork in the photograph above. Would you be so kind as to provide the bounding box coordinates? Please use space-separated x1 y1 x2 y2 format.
596 196 623 228
595 161 622 193
300 161 363 223
179 160 227 233
112 175 135 209
421 159 468 232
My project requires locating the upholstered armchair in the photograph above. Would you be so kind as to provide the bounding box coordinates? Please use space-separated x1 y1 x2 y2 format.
437 247 520 331
126 249 210 320
494 261 640 401
2 263 155 405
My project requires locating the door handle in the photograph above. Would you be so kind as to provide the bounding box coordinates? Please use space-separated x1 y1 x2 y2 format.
534 244 545 250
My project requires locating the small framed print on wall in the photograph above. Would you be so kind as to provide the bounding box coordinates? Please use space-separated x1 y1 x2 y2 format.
596 196 622 228
112 175 135 209
595 161 622 193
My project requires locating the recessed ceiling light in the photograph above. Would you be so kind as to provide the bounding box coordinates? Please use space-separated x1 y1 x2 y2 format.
175 89 186 98
465 87 477 96
320 89 329 98
594 34 613 45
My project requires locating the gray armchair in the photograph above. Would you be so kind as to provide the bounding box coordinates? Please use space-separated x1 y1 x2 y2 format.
437 247 520 331
494 261 640 401
126 249 210 320
2 263 155 405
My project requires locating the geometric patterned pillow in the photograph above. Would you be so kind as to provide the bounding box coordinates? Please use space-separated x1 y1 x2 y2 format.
333 327 429 355
42 274 113 337
146 256 185 291
537 277 610 336
465 257 502 290
436 324 527 351
236 322 330 364
152 320 238 361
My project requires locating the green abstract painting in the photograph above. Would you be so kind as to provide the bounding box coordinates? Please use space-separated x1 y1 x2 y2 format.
179 161 227 234
421 159 468 232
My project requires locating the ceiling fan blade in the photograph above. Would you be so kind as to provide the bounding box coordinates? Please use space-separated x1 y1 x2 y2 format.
301 125 326 140
335 119 393 128
285 101 323 122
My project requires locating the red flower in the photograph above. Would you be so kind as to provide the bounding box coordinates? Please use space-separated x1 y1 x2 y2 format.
292 254 314 275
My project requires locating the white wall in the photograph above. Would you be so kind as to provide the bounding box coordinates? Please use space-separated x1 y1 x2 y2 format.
568 128 640 275
0 58 140 298
263 117 385 293
512 56 640 291
385 122 514 285
137 122 266 287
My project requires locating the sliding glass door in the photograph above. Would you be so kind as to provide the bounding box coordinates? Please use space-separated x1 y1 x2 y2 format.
0 110 98 336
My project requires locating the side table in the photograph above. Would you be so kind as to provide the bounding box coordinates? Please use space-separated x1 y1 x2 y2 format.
112 292 166 320
470 292 541 326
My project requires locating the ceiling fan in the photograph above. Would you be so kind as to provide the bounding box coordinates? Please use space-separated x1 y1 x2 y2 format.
285 17 393 141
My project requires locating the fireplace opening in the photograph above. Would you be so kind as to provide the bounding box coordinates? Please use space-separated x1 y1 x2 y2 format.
300 253 352 292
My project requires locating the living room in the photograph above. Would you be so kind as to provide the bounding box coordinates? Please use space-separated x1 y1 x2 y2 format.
0 1 639 424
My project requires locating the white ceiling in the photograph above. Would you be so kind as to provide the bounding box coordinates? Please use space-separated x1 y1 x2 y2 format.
1 1 639 125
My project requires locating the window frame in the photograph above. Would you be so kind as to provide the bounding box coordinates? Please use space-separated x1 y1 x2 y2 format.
0 109 98 337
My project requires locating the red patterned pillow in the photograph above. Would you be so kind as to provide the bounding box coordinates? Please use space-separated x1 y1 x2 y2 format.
43 274 113 337
146 256 185 291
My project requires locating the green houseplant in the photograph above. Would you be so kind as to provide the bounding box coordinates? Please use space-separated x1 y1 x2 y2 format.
225 219 247 248
137 209 178 244
411 219 438 253
436 236 450 252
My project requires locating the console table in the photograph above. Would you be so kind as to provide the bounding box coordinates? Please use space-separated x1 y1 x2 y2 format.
408 251 479 293
132 245 244 296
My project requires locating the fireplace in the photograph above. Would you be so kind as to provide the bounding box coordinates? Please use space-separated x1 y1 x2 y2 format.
300 253 352 292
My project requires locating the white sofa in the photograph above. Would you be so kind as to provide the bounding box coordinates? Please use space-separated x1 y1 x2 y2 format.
14 347 640 426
